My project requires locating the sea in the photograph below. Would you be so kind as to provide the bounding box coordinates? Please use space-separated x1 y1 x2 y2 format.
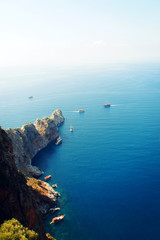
0 63 160 240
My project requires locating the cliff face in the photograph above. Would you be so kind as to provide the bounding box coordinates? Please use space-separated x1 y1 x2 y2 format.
6 109 65 176
0 127 47 239
27 178 59 215
0 109 64 239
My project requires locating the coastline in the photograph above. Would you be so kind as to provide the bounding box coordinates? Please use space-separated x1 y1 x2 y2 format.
0 109 65 239
6 109 65 177
1 64 160 240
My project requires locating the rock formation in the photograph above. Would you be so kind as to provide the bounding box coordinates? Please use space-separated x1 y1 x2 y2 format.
27 178 60 215
0 126 47 239
0 109 64 239
6 109 65 177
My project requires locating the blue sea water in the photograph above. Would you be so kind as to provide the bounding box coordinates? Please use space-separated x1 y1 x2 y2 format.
0 63 160 240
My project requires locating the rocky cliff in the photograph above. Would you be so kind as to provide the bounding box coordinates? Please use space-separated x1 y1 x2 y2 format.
0 126 47 239
27 177 60 215
6 109 65 177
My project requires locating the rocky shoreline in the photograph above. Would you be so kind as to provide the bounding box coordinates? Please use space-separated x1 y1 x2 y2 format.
6 109 65 177
27 178 60 216
0 110 65 239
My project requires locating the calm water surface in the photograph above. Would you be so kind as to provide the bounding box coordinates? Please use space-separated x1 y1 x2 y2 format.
0 64 160 240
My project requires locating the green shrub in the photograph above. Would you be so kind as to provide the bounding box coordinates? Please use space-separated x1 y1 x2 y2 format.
0 218 38 240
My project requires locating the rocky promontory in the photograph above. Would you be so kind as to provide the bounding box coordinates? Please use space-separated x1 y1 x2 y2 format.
0 126 60 239
6 109 65 177
27 178 60 215
0 126 47 239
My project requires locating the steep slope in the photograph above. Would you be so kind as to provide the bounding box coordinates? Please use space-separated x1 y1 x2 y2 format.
6 109 64 176
0 126 48 239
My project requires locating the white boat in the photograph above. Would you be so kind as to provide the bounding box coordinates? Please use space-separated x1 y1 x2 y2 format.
70 127 73 132
49 207 60 214
104 103 111 107
50 215 65 224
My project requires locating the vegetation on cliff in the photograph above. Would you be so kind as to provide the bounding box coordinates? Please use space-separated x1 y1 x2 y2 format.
0 218 38 240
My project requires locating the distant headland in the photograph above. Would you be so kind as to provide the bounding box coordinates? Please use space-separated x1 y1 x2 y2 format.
6 109 65 177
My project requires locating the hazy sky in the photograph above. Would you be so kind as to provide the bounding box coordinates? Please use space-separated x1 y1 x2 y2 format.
0 0 160 67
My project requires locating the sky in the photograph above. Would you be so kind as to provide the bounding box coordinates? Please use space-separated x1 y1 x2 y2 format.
0 0 160 67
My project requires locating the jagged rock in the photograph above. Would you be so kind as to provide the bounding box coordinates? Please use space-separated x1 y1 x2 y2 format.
50 109 65 126
27 165 44 178
27 178 60 215
6 109 64 176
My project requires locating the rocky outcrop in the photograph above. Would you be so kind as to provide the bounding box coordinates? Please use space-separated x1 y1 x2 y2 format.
27 178 60 215
0 126 47 239
6 109 65 177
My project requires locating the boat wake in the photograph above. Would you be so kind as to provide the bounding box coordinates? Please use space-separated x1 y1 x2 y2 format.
63 111 79 112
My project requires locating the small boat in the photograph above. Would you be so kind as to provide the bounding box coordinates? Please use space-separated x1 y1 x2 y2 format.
55 137 62 145
50 215 65 224
49 207 60 214
104 103 111 107
28 96 33 99
70 127 73 132
78 109 85 113
44 175 52 181
52 184 58 188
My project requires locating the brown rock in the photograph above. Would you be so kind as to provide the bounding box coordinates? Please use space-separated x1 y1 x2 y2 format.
27 178 59 215
0 127 47 239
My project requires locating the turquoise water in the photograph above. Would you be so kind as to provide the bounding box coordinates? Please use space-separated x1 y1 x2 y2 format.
0 64 160 240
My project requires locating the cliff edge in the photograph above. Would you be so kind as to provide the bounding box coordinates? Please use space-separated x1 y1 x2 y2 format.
0 126 47 239
6 109 65 177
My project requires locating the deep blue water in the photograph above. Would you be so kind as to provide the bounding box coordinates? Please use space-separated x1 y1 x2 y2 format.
0 63 160 240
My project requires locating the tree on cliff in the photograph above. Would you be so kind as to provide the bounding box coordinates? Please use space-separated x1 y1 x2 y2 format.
0 218 38 240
